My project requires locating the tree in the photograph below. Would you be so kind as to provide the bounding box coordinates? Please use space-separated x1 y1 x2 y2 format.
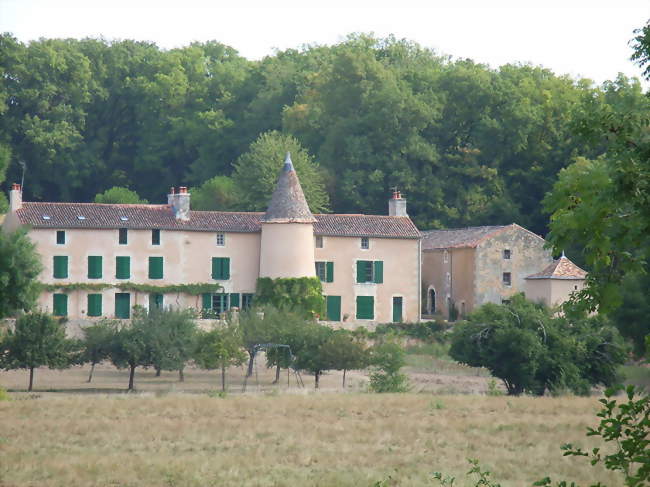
194 319 246 391
190 175 239 211
0 227 43 318
80 320 117 383
449 294 626 396
368 341 410 393
94 186 148 204
609 273 650 358
292 322 335 389
0 312 74 391
318 330 368 388
107 308 155 391
238 306 277 378
232 131 330 213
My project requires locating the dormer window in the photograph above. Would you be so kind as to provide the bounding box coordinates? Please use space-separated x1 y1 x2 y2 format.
360 237 369 250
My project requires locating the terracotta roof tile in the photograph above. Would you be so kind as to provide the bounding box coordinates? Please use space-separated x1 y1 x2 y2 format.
16 202 420 239
421 225 508 249
526 256 587 280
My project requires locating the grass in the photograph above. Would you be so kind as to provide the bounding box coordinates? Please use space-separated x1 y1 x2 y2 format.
0 392 620 487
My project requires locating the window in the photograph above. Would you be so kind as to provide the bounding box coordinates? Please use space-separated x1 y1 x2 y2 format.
356 296 374 320
501 298 511 305
149 293 164 310
315 261 334 283
392 296 403 323
325 296 341 321
356 260 383 284
216 233 225 246
229 293 240 309
211 257 230 280
56 230 66 245
53 256 68 279
148 257 164 279
53 294 68 316
87 294 102 317
315 236 323 248
443 250 449 263
152 229 160 246
242 293 254 310
502 272 512 286
213 294 229 314
503 249 511 260
360 237 369 250
118 228 128 245
116 256 130 279
446 272 451 284
115 293 131 319
87 256 103 279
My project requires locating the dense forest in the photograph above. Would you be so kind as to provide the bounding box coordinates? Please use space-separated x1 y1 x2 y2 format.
0 32 648 235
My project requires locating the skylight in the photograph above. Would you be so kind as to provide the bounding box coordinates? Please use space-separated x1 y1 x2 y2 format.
77 215 86 220
120 216 128 221
42 215 51 220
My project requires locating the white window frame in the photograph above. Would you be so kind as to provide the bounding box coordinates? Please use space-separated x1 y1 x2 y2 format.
360 237 370 250
315 261 327 281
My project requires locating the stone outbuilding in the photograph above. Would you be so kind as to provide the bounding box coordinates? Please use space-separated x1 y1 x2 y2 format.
524 253 587 308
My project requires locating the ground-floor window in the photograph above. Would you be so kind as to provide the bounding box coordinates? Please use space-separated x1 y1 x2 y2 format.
149 293 164 310
325 295 341 321
87 294 103 317
115 293 131 319
392 296 403 323
53 293 68 317
356 296 374 320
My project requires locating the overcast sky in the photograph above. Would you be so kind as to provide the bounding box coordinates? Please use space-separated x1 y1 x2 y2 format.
2 0 649 87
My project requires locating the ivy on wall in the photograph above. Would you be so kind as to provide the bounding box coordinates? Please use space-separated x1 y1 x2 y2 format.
255 277 324 318
40 282 223 295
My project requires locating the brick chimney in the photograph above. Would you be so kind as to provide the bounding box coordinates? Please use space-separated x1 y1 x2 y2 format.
9 183 22 211
388 189 407 217
168 186 190 220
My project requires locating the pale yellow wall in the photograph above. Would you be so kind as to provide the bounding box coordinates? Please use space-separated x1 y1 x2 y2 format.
316 235 420 324
523 279 553 306
421 248 475 318
259 223 315 278
475 225 553 307
29 227 260 319
450 247 475 317
524 278 585 308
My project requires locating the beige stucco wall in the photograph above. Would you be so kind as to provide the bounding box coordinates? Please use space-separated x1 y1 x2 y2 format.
259 223 315 278
421 248 475 318
474 226 553 308
316 235 420 324
27 227 260 318
525 278 585 308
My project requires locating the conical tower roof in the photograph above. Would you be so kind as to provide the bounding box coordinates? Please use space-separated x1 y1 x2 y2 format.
261 153 316 223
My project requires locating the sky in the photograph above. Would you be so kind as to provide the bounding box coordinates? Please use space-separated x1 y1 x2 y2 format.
1 0 649 87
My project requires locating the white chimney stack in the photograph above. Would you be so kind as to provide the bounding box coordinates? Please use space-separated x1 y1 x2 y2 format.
168 186 190 221
9 183 22 211
388 189 407 217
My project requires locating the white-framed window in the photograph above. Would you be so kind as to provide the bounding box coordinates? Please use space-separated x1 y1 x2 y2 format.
503 249 511 260
315 261 327 281
360 237 369 250
216 233 225 246
443 250 449 263
315 235 323 248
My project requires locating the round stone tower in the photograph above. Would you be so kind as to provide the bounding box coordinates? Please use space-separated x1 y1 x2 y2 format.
259 153 316 278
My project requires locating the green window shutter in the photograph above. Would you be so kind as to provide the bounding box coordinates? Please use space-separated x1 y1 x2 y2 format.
392 296 403 323
53 256 68 279
222 258 230 280
53 293 68 316
148 257 163 279
356 296 374 320
356 260 366 283
87 294 102 317
212 257 230 280
116 257 130 279
230 293 240 308
326 262 334 283
211 258 218 279
374 261 383 284
87 256 102 279
115 293 131 319
202 293 213 311
326 295 341 321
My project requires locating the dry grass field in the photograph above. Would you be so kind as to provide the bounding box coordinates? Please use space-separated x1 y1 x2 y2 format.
0 360 627 487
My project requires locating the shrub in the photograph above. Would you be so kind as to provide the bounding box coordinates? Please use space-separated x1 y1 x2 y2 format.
369 342 410 393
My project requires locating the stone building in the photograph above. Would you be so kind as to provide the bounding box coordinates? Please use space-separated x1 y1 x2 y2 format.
2 154 421 324
421 224 585 318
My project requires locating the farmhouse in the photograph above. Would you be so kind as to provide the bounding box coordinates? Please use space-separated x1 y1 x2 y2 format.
2 154 421 324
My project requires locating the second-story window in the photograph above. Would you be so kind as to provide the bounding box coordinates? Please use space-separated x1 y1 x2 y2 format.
152 229 160 245
360 237 369 250
119 228 128 245
56 230 66 245
315 236 323 248
216 233 225 246
503 249 511 260
503 272 512 286
443 250 449 263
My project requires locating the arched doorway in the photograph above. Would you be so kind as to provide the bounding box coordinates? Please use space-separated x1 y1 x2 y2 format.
428 288 436 314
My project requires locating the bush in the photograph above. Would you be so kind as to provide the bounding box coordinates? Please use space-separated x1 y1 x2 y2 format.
369 342 410 393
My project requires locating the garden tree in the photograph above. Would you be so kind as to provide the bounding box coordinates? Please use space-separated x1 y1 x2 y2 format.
317 330 369 388
146 308 198 381
94 186 148 204
231 131 330 213
368 341 410 393
609 273 650 358
190 175 239 211
80 320 117 383
544 74 650 312
292 322 335 389
107 308 155 391
0 312 75 391
238 306 277 377
449 294 626 396
194 320 246 391
0 227 43 318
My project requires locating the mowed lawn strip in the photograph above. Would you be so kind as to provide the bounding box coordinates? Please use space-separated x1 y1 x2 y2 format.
0 394 619 487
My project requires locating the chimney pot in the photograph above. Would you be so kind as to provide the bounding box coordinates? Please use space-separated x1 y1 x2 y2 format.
179 186 187 194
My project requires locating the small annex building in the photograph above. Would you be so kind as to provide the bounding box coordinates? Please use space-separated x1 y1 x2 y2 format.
421 224 585 319
2 154 421 325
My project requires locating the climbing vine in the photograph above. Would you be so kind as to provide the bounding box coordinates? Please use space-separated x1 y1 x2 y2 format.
255 277 324 317
41 282 223 295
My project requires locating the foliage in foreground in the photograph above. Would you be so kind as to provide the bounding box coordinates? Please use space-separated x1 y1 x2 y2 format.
449 294 627 396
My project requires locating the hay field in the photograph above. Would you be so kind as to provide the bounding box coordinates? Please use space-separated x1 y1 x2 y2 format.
0 388 620 486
